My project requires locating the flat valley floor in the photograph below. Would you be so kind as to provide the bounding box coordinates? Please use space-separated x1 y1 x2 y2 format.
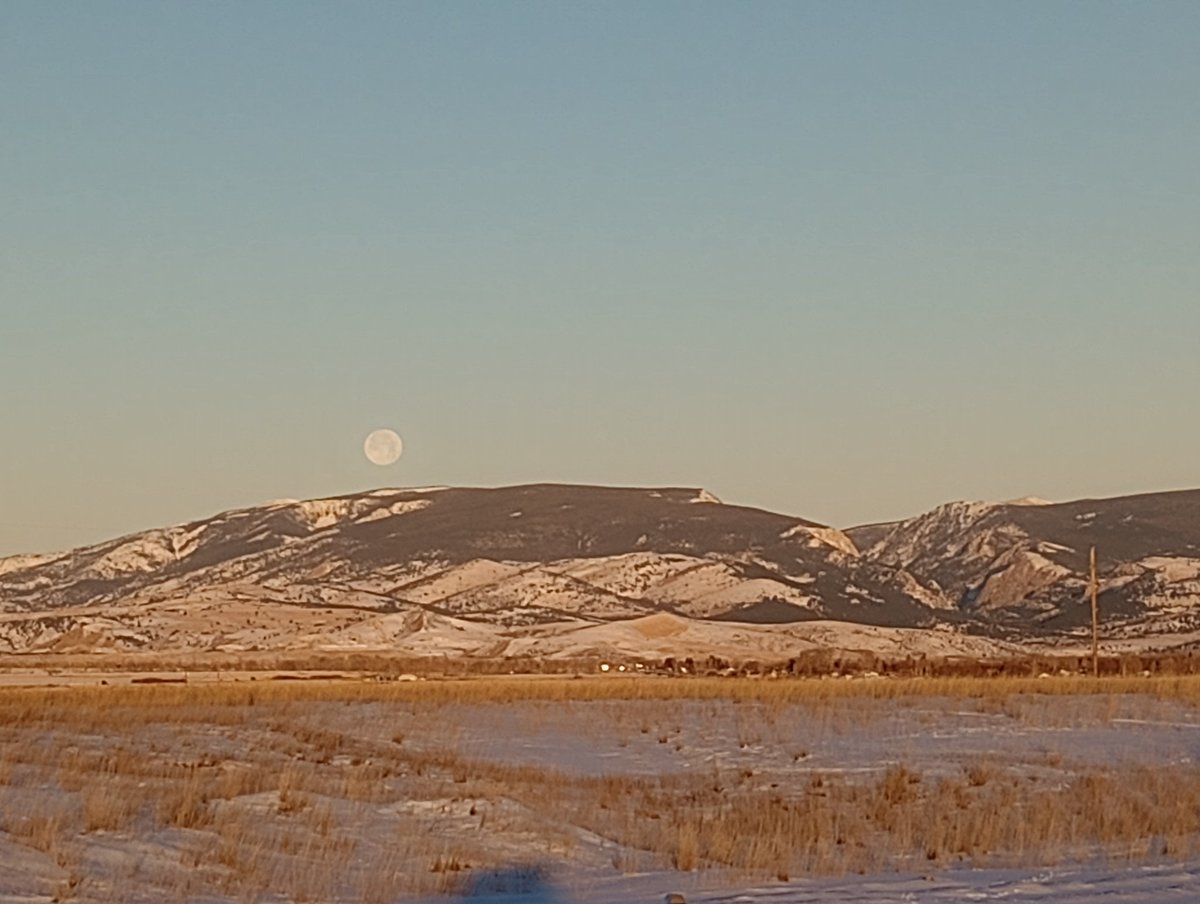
1 675 1199 902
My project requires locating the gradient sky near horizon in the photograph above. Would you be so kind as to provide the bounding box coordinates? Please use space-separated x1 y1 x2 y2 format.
3 1 1198 556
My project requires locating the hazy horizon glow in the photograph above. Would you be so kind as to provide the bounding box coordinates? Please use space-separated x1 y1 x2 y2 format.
3 1 1198 555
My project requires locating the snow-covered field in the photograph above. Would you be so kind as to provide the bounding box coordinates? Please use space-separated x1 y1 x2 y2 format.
1 680 1199 902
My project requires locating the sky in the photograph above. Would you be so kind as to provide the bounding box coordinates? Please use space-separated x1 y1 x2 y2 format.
2 1 1198 556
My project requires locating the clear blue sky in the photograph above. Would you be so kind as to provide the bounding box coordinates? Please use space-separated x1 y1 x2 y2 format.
2 1 1198 555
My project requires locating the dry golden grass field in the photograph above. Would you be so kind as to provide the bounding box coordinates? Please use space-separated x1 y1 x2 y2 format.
2 674 1200 902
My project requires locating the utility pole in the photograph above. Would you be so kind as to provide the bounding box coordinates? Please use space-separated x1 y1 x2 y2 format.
1090 546 1100 678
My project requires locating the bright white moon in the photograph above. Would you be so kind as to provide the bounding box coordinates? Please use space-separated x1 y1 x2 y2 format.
363 429 403 466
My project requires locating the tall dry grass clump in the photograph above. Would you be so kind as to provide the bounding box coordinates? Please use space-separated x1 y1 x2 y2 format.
81 781 138 832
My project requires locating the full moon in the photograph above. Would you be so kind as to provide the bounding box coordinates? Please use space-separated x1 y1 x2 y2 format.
363 428 403 466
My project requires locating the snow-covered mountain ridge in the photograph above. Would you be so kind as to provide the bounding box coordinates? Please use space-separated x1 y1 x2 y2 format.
1 484 1198 656
848 488 1200 638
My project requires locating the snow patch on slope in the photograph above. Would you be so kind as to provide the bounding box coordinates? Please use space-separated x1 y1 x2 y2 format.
868 501 986 559
435 568 637 621
354 499 432 523
289 499 365 530
552 553 708 598
87 527 206 578
781 523 859 557
974 550 1075 610
312 609 502 654
642 561 816 619
0 554 60 577
285 492 438 530
369 486 448 496
395 559 529 606
1138 557 1200 584
870 500 1019 567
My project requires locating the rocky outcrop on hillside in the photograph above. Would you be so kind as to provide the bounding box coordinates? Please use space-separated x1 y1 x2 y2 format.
863 489 1200 637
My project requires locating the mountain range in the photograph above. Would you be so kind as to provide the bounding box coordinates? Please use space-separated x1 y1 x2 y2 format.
1 484 1198 659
